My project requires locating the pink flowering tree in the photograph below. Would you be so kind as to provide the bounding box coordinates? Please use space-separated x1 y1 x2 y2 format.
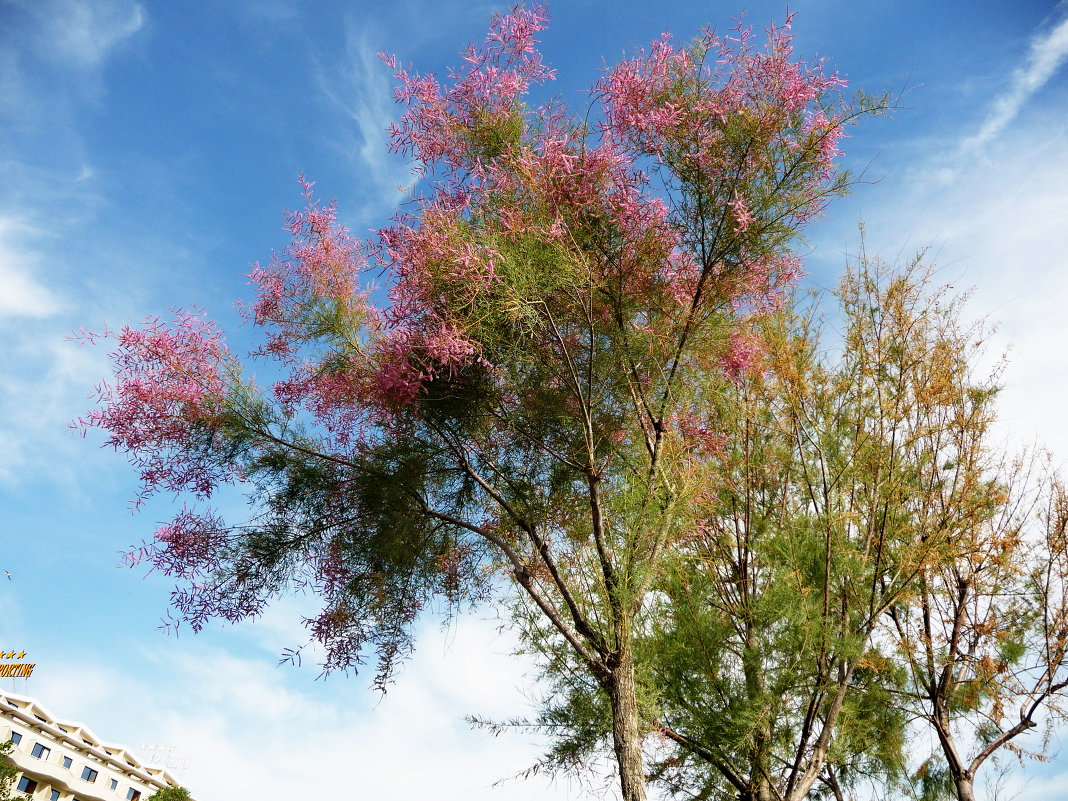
80 7 880 800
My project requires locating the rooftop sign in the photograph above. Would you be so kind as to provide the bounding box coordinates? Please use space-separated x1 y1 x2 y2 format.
0 651 34 678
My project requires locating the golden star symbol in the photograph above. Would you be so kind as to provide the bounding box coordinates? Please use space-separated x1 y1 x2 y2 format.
16 652 26 659
2 651 13 659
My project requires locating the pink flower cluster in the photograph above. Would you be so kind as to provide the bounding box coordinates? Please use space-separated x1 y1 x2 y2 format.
673 411 729 456
369 321 481 407
364 8 841 413
244 176 481 425
718 329 764 382
383 2 554 175
245 176 370 363
76 311 236 505
597 14 848 277
600 16 845 160
729 252 803 317
125 505 227 580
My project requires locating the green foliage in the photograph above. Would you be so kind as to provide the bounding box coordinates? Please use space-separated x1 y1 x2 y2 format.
146 787 192 801
0 741 17 801
523 250 1019 800
912 757 955 801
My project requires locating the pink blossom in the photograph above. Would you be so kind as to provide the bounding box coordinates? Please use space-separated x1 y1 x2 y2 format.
729 193 755 233
719 330 764 381
125 506 228 580
244 176 371 368
673 411 728 456
76 311 239 506
381 3 553 175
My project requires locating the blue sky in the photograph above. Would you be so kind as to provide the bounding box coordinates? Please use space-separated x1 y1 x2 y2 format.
1 1 1067 799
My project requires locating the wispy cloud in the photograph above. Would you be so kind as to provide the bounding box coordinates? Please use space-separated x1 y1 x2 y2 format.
317 25 415 226
0 0 145 135
962 10 1068 151
315 2 501 227
0 218 62 319
0 1 150 491
0 209 116 489
0 331 110 488
821 9 1068 466
18 0 145 68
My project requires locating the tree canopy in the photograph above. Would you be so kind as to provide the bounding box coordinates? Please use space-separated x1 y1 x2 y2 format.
79 4 1068 794
80 6 885 800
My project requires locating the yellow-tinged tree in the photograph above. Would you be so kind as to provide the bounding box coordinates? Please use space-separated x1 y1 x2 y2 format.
885 448 1068 801
655 253 1068 801
520 250 1067 801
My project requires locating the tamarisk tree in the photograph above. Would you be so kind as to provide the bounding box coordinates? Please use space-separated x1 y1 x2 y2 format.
520 254 994 801
642 259 933 801
645 259 1068 801
80 7 874 799
886 452 1068 801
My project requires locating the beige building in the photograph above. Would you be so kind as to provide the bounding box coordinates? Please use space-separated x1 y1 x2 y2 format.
1 691 194 801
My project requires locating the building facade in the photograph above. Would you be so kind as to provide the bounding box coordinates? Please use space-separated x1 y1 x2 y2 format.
1 691 194 801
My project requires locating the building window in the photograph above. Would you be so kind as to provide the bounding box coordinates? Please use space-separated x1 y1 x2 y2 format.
50 792 60 801
111 779 118 790
9 731 21 744
127 790 141 801
80 767 98 783
17 777 38 793
62 756 73 769
31 742 51 759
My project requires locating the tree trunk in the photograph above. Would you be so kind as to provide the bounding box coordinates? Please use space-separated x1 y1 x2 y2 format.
742 629 774 801
608 647 647 801
953 772 976 801
737 781 775 801
932 713 974 801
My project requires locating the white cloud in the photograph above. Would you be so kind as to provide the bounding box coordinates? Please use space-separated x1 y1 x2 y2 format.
0 217 62 319
963 10 1068 151
24 0 145 68
311 2 514 227
0 317 111 488
858 126 1068 464
317 25 416 226
996 764 1068 801
817 7 1068 468
30 616 597 801
0 0 145 132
